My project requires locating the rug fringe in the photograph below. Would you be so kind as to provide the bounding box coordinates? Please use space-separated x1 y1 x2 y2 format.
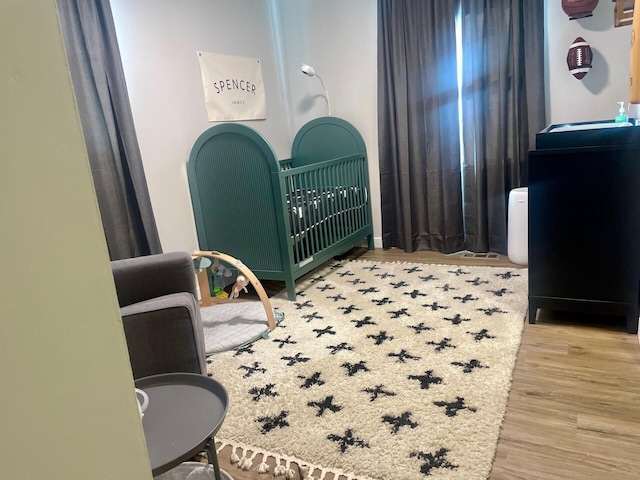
216 439 375 480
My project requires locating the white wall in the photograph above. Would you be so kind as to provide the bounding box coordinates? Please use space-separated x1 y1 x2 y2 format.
0 1 152 478
111 0 383 252
546 0 633 124
111 0 293 253
276 0 382 247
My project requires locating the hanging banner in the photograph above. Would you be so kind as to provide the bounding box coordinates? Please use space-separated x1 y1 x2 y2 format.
197 51 266 121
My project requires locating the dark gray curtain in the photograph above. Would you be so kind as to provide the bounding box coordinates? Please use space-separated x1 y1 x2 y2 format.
57 0 162 260
460 0 546 253
378 0 465 253
378 0 545 255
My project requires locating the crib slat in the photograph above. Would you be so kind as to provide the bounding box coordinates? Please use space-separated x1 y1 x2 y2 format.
280 153 370 266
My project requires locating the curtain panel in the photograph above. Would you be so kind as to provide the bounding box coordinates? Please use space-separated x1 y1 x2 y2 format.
460 0 546 253
378 0 545 255
57 0 162 260
378 0 465 254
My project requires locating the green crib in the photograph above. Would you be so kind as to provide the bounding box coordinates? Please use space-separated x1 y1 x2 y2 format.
187 116 374 301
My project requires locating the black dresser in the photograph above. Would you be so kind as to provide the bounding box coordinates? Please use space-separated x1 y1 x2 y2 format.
528 121 640 334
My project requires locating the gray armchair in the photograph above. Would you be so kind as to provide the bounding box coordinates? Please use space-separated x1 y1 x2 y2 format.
111 251 207 379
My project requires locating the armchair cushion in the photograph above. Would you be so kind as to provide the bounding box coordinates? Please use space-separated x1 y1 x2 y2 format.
112 251 199 307
111 252 207 379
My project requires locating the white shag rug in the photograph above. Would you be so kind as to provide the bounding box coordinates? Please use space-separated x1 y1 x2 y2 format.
208 260 528 480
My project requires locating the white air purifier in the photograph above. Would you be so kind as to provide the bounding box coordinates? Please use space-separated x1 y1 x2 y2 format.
507 187 528 265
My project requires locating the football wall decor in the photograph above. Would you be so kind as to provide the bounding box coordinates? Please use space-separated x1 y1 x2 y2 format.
562 0 599 20
567 37 593 80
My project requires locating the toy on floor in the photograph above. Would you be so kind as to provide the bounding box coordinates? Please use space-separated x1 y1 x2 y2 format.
191 250 281 354
230 275 249 299
213 261 232 298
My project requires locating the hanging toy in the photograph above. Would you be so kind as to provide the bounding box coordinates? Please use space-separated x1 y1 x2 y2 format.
229 275 249 299
212 261 233 297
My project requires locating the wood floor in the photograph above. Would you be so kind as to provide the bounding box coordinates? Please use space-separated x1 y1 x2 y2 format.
213 248 640 480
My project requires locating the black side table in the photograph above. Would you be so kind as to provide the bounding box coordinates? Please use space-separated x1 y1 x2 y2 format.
134 373 230 479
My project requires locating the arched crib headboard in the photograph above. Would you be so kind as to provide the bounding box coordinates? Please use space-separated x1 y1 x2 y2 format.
187 124 289 277
291 116 367 167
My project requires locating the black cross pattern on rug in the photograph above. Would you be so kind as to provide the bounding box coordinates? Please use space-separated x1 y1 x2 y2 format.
312 325 336 338
388 349 421 363
382 411 419 434
466 277 489 286
233 344 255 356
388 307 410 318
309 275 326 283
404 289 427 299
433 396 477 417
281 352 310 366
453 294 478 303
367 330 394 345
375 272 395 279
294 300 313 310
338 304 361 315
256 410 289 434
327 429 370 453
272 335 297 348
419 274 438 282
437 283 457 292
403 266 422 274
372 297 393 306
329 262 345 270
362 384 396 402
317 283 335 292
495 271 520 279
476 307 508 316
390 280 409 289
487 287 511 297
451 359 489 373
298 371 325 389
351 316 377 328
326 293 346 302
408 322 434 334
426 337 456 353
422 301 449 311
248 383 279 402
337 270 355 277
467 328 496 342
358 286 379 295
209 260 529 479
342 360 370 376
347 278 366 286
363 264 380 271
302 311 324 323
239 361 267 378
307 395 343 416
408 370 444 390
443 313 471 325
409 447 458 476
327 342 354 355
447 268 469 276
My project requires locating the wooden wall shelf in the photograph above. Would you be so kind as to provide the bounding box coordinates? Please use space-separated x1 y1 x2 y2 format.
614 0 635 27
